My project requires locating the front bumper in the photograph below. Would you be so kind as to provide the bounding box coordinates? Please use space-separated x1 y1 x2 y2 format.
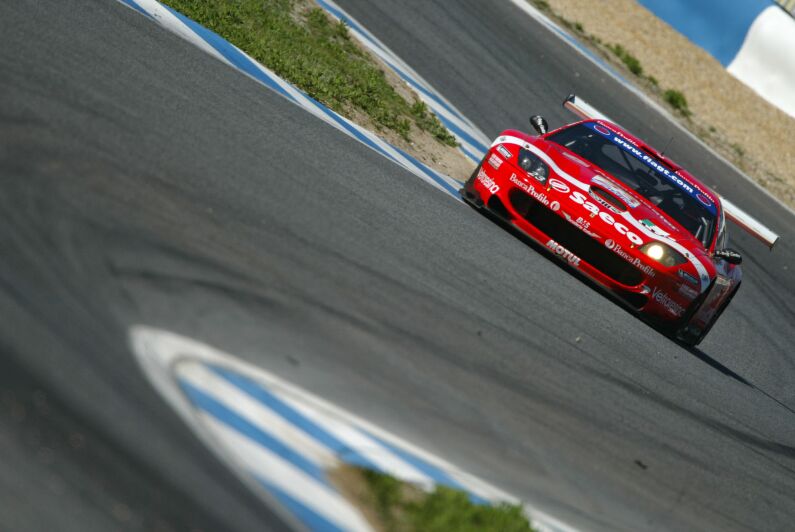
463 156 697 322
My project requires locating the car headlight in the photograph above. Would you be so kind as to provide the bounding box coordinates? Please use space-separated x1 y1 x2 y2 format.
640 242 687 267
517 148 549 183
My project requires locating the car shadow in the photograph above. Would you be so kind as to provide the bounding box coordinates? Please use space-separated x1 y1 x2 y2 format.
681 346 751 386
464 196 755 388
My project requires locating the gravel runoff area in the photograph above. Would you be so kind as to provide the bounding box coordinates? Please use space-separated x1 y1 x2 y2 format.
538 0 795 209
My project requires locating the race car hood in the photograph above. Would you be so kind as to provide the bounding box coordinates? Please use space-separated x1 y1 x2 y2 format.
491 130 719 290
541 140 711 254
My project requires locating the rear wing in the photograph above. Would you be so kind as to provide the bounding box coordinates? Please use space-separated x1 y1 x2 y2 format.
719 198 779 249
562 94 779 249
563 94 612 123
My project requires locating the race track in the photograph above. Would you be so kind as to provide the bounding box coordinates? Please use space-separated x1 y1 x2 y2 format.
1 0 794 531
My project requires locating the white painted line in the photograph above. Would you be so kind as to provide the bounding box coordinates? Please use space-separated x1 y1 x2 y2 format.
315 0 490 154
133 0 230 65
117 0 463 199
507 0 795 219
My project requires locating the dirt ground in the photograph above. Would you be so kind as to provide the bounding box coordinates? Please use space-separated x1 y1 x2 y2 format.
539 0 795 209
338 43 475 182
303 1 474 182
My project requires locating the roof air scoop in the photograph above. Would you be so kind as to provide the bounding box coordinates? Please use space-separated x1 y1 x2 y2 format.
590 185 627 213
590 175 640 210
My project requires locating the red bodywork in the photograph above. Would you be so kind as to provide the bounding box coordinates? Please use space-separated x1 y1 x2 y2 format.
462 120 741 343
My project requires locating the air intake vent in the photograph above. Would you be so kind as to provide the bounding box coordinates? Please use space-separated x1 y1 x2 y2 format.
590 186 627 213
508 190 644 286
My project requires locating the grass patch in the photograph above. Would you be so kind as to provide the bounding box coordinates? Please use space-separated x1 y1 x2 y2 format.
337 466 537 532
160 0 457 146
527 1 698 122
663 89 691 117
730 142 745 158
531 0 551 12
607 43 643 76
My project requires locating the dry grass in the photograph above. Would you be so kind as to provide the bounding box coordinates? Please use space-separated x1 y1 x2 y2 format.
536 0 795 208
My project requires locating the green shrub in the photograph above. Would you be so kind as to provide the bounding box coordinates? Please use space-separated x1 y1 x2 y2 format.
532 0 551 11
161 0 457 145
607 43 643 76
663 89 691 116
361 468 537 532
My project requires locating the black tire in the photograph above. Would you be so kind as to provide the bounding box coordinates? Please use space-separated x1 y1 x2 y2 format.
460 159 485 206
676 283 740 347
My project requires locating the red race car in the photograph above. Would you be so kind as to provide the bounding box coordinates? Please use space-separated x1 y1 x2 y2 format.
462 95 778 346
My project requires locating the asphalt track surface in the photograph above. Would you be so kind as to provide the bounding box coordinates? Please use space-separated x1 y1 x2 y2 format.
1 0 794 531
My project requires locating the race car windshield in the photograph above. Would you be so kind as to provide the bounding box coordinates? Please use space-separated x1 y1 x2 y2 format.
547 123 716 247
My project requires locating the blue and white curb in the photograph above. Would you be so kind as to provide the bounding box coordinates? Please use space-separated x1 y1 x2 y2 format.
509 0 795 218
130 327 577 532
314 0 490 164
638 0 795 119
117 0 468 198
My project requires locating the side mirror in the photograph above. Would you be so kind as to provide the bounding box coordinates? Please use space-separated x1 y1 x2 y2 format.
714 248 742 265
529 115 549 135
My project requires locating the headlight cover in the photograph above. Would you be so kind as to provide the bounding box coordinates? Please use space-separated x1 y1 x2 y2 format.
517 148 549 183
640 242 687 267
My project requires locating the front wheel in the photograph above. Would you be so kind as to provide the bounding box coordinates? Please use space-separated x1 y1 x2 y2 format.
460 159 485 207
675 283 740 347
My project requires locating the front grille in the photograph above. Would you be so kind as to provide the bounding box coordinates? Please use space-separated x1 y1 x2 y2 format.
509 190 645 286
623 292 649 309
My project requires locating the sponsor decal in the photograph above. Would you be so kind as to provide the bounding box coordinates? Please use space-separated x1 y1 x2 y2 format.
652 287 685 317
477 168 500 194
546 239 581 266
488 153 503 170
594 120 638 146
548 178 570 194
678 283 699 299
510 173 549 206
590 176 640 208
563 212 599 238
605 239 656 277
550 200 560 212
569 190 645 245
593 124 612 136
584 122 716 216
677 269 698 286
497 145 512 159
640 218 671 238
696 193 713 207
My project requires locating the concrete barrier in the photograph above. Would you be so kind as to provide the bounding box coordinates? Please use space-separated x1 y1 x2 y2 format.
639 0 795 118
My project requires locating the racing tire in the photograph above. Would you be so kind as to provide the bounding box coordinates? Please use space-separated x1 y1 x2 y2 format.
460 159 485 208
676 283 741 347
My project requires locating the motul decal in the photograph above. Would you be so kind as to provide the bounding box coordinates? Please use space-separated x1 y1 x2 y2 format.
546 239 581 266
